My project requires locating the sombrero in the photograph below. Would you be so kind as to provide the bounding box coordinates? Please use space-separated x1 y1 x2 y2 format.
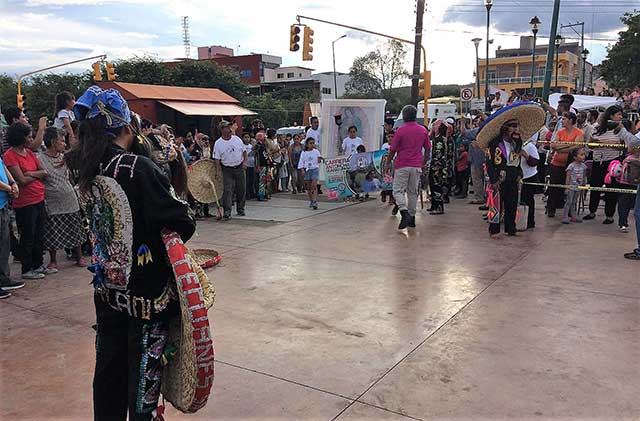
190 248 222 269
476 101 546 149
160 229 215 413
187 159 223 204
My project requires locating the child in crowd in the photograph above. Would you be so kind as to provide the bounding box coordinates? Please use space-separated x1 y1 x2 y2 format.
53 91 77 147
380 132 396 207
298 138 323 210
608 145 640 232
455 143 470 199
562 147 588 224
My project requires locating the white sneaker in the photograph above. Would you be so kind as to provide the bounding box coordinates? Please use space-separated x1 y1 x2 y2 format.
35 265 58 275
619 225 629 233
22 271 45 280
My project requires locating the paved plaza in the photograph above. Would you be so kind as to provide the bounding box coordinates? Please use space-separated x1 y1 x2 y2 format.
1 195 638 420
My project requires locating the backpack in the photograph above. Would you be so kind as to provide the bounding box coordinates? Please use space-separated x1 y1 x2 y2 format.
621 154 640 185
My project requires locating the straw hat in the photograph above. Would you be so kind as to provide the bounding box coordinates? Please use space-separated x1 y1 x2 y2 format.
187 159 223 204
161 229 215 413
476 101 546 149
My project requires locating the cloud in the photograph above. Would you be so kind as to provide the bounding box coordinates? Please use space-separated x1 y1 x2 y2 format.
124 32 159 40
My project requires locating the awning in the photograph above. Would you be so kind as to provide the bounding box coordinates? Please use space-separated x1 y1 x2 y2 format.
158 100 256 116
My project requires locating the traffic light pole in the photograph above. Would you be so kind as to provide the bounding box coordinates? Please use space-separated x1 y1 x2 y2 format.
541 0 561 101
16 54 107 109
295 15 429 118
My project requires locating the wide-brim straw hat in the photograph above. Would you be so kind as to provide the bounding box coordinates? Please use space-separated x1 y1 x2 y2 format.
187 159 223 204
476 101 546 149
190 248 222 270
161 229 215 413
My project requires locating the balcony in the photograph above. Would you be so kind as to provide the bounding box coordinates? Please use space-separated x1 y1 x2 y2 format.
487 75 571 85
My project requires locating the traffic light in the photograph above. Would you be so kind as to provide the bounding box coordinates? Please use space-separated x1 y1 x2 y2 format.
16 94 25 110
289 25 301 52
92 62 102 81
418 70 431 100
302 26 314 61
106 62 116 81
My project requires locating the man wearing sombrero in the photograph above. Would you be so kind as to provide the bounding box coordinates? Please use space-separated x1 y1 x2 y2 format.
476 102 546 236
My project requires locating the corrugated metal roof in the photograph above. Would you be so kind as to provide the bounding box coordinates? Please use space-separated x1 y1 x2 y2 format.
111 82 239 103
158 101 256 116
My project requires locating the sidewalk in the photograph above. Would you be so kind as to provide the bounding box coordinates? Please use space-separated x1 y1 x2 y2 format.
1 196 638 420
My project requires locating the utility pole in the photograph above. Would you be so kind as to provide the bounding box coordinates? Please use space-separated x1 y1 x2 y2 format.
410 0 426 106
542 0 561 101
561 22 585 92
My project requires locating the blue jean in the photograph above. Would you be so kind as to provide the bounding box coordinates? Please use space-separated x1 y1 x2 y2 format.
635 185 640 249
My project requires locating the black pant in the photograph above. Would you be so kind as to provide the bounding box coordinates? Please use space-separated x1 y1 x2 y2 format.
222 165 246 216
521 175 537 228
14 201 45 274
455 167 470 196
245 167 256 199
546 164 566 214
589 160 618 217
617 190 635 226
93 297 170 421
489 180 518 235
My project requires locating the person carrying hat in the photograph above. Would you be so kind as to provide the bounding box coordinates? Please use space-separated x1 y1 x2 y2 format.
213 120 248 219
477 102 547 237
65 86 195 420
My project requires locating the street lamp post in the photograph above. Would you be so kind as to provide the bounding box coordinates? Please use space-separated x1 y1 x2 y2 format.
555 35 562 91
484 0 493 112
472 38 482 98
332 34 347 99
581 48 589 94
529 16 541 94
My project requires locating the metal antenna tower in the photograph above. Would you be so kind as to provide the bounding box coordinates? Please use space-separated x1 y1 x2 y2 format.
181 16 191 59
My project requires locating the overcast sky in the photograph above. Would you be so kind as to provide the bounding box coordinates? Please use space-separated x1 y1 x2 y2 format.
0 0 637 85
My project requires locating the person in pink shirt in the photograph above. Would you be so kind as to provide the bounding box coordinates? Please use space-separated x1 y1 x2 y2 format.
387 105 431 230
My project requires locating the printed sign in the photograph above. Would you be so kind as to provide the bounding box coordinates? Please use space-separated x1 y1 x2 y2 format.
460 88 474 102
324 149 393 200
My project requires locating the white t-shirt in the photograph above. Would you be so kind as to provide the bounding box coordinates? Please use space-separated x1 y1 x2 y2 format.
244 143 255 167
53 109 75 132
520 142 540 179
381 142 391 151
342 136 363 155
306 127 321 145
298 149 321 170
213 135 245 167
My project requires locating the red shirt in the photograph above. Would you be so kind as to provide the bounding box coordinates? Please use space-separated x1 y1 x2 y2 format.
390 121 431 169
2 148 45 208
456 151 469 172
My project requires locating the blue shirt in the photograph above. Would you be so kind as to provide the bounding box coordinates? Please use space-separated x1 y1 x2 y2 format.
0 157 9 209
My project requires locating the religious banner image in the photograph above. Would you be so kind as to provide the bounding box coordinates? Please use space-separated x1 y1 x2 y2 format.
324 149 392 200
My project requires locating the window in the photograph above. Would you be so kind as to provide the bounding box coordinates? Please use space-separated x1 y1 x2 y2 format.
299 73 302 77
322 87 332 95
487 69 497 80
277 73 284 79
239 69 252 78
287 72 295 78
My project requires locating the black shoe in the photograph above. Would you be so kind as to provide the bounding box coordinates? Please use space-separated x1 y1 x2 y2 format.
0 280 25 290
398 210 410 229
236 211 246 217
429 207 444 215
507 232 517 237
623 249 640 260
478 205 489 211
391 204 399 216
223 214 231 220
0 288 10 299
408 216 416 228
583 213 596 221
603 218 614 225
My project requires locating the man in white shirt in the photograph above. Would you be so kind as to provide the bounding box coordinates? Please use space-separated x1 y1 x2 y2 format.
213 120 248 219
341 125 363 155
305 116 321 147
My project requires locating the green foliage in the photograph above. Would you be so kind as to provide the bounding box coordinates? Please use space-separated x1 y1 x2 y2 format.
113 55 171 85
241 93 288 129
600 11 640 89
169 60 247 99
345 40 410 97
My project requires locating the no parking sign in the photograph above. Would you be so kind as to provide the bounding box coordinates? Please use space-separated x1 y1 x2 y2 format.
460 88 474 102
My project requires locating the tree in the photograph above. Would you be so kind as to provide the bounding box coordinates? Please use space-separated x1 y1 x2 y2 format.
169 60 246 99
345 40 410 97
600 11 640 90
113 55 172 86
241 93 287 129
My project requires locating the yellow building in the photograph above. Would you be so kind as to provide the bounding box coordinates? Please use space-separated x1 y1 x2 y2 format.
476 36 593 96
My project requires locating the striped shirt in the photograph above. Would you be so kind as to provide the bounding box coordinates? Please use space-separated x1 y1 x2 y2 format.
590 127 638 162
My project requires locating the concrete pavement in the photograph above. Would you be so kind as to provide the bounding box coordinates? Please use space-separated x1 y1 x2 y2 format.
1 194 638 420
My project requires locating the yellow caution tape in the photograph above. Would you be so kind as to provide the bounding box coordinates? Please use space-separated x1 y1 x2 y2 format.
521 181 638 194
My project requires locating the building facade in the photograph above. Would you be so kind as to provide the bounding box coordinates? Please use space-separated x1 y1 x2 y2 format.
477 36 593 96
